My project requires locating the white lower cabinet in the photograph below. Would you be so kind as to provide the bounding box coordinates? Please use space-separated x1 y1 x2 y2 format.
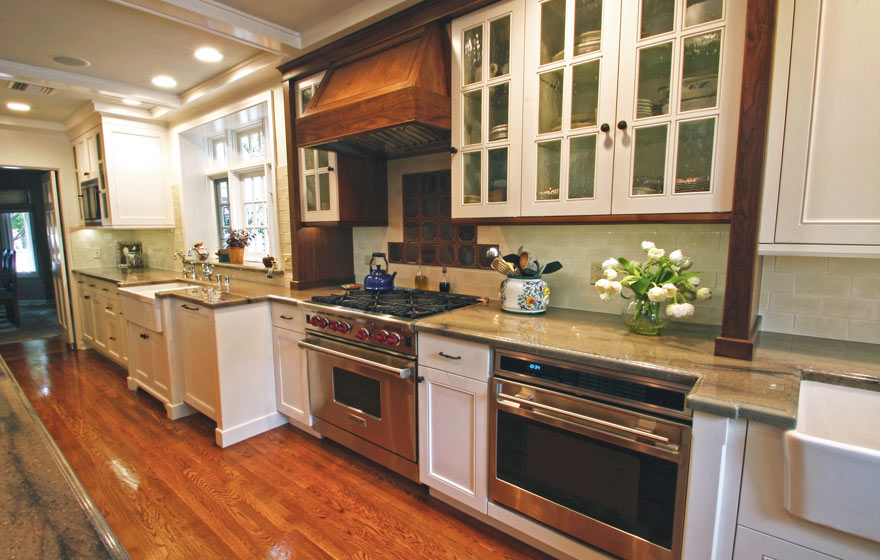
126 326 172 404
75 274 128 368
271 326 310 426
177 303 220 419
418 364 488 513
733 526 834 560
79 286 96 344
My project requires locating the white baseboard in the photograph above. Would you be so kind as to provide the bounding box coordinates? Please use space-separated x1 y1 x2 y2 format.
215 411 287 447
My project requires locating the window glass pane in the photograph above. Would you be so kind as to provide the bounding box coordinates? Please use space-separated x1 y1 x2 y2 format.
540 0 566 65
221 206 230 227
572 60 600 128
243 176 254 202
681 31 721 111
632 124 668 195
463 89 482 145
641 0 675 39
462 151 481 204
463 25 483 85
638 42 673 118
569 135 597 199
539 69 564 133
536 140 561 200
685 0 723 27
675 118 715 193
574 0 603 56
489 15 511 78
213 138 227 168
304 148 316 171
9 213 36 273
319 173 331 211
218 180 228 203
239 128 264 162
489 83 509 141
488 147 508 202
306 175 317 212
249 228 268 254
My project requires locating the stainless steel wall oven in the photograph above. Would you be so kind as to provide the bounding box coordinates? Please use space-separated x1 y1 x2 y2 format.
490 351 694 560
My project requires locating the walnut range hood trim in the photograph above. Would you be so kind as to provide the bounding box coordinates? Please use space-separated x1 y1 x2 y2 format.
295 22 451 159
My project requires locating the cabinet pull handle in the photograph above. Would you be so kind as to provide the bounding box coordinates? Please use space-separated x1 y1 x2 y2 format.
83 295 91 300
449 146 459 154
279 315 293 320
140 333 149 340
600 123 610 133
181 304 200 311
438 352 461 360
327 166 334 172
109 336 116 341
105 306 112 310
89 283 96 288
617 120 628 130
102 288 109 291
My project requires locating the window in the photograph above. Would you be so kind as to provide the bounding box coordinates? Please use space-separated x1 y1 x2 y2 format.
236 126 265 163
240 171 269 255
8 212 36 274
213 177 230 247
211 136 227 169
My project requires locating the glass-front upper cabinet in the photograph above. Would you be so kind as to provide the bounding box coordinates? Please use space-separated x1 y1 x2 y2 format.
296 72 339 222
521 0 621 216
451 0 525 218
611 0 745 214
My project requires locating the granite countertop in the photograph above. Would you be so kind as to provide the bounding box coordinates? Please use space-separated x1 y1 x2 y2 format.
414 302 880 429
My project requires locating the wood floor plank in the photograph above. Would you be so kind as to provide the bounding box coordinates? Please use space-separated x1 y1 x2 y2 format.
1 340 554 560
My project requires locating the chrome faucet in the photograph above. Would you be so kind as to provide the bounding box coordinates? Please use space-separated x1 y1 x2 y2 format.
182 261 195 280
201 263 214 282
216 274 222 289
224 275 230 291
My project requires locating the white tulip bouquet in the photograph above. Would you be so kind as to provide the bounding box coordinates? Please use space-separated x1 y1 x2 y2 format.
596 240 711 334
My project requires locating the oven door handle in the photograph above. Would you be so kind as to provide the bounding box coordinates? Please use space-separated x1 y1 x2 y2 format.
499 394 670 445
298 340 413 379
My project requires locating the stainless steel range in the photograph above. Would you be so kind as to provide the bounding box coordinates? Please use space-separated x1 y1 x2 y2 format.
297 289 482 481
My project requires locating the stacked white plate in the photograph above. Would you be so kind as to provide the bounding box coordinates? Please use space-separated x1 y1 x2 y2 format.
637 98 654 118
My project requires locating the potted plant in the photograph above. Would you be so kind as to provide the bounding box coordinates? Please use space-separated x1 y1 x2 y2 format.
225 229 252 265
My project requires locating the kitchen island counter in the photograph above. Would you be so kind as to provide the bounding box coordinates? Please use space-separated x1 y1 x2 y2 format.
414 302 880 429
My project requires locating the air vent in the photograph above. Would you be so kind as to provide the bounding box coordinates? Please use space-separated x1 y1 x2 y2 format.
7 82 56 96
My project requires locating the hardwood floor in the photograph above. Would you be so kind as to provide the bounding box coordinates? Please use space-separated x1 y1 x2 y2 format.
1 338 552 560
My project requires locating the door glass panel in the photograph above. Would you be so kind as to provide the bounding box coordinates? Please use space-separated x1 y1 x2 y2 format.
641 0 675 39
539 69 564 133
305 175 316 212
463 89 483 145
569 135 597 199
317 150 329 168
463 151 481 204
489 15 511 78
574 0 603 56
488 147 508 202
489 83 510 141
536 140 562 200
681 31 721 111
540 0 566 65
675 118 715 193
637 42 673 118
319 173 331 210
304 148 316 171
571 60 600 128
632 124 668 195
463 25 483 85
685 0 723 27
332 367 382 418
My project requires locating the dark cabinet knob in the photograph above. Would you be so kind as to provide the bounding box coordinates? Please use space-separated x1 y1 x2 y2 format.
617 120 628 130
326 166 334 172
600 123 610 133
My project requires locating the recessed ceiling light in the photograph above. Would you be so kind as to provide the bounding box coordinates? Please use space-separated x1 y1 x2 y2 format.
122 99 142 106
194 47 223 63
151 75 177 88
52 55 90 67
7 102 31 112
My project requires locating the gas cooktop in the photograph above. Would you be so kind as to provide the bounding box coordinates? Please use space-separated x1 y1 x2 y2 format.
309 288 482 320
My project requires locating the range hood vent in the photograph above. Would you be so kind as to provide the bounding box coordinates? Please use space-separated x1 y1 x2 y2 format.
295 22 451 159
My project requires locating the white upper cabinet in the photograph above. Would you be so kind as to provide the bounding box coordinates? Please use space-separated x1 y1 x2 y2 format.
760 0 880 255
452 0 525 218
453 0 746 218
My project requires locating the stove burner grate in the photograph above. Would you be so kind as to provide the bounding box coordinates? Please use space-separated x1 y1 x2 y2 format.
310 289 480 319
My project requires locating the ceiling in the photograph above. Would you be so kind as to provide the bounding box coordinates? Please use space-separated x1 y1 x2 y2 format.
0 0 418 125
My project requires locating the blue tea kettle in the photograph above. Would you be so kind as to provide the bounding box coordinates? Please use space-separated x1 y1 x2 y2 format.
364 252 397 292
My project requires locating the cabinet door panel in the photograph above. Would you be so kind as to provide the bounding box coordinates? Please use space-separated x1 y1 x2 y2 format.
178 307 219 419
733 526 835 560
103 124 171 226
272 327 310 425
129 328 154 384
80 290 95 343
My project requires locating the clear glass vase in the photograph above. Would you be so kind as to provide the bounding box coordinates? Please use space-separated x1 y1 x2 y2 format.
623 297 668 335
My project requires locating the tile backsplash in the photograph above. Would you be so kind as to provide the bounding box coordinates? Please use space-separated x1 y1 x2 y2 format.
759 256 880 344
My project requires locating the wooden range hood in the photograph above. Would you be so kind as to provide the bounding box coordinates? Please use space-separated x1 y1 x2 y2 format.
295 22 451 159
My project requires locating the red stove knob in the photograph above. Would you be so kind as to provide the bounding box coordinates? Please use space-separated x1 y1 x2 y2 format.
375 329 389 343
328 320 340 331
337 322 352 333
311 316 329 328
385 332 402 346
355 328 370 341
309 315 323 326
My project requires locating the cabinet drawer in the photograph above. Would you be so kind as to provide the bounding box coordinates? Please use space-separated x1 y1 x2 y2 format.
84 278 119 300
733 525 834 560
175 300 214 321
418 333 490 381
270 301 304 331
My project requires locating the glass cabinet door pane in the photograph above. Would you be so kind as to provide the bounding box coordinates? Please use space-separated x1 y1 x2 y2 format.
463 89 483 145
536 140 562 200
300 86 313 113
637 42 673 118
319 173 331 210
632 124 668 195
681 31 721 111
574 0 603 56
641 0 675 39
317 150 329 168
304 148 316 171
305 175 317 211
571 60 600 128
569 135 597 198
488 147 508 202
685 0 723 27
463 151 482 204
463 25 483 85
489 15 511 78
539 69 564 133
489 83 510 141
675 118 715 193
540 0 566 65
